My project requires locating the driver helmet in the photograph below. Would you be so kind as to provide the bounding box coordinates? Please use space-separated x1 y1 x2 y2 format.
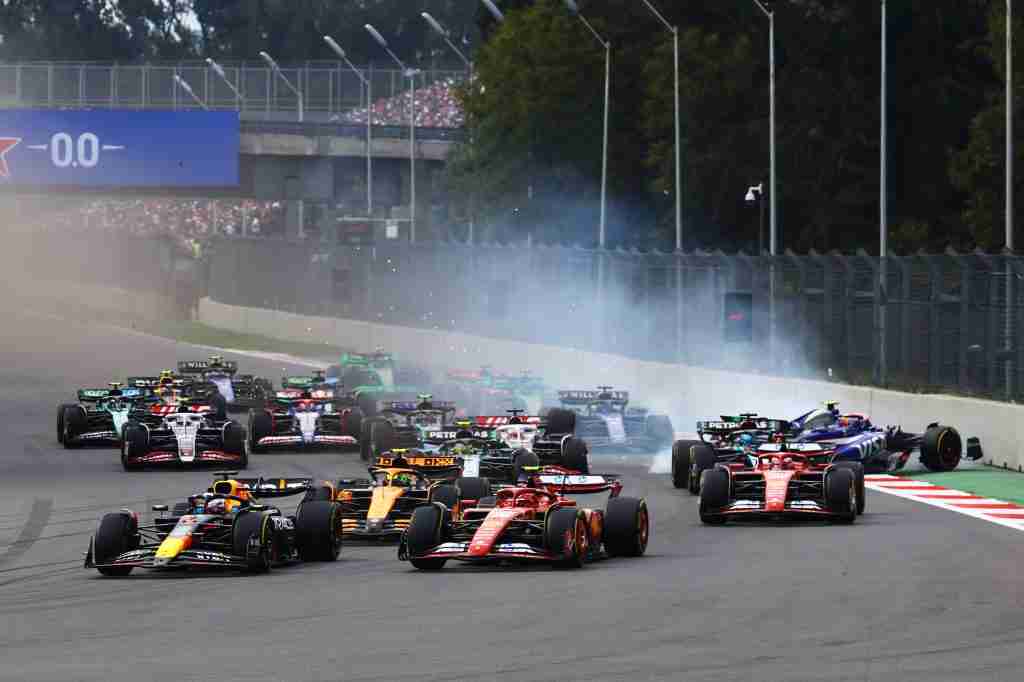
205 498 227 515
772 432 785 444
737 433 755 451
391 473 414 487
515 492 537 507
451 441 471 455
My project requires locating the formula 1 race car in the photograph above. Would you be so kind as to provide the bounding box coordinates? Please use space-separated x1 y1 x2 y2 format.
357 395 460 461
547 387 674 452
672 403 982 494
178 356 273 412
697 442 863 524
441 367 548 416
302 463 485 539
57 383 161 448
84 473 342 575
120 400 248 470
324 351 434 417
398 475 648 570
248 388 361 453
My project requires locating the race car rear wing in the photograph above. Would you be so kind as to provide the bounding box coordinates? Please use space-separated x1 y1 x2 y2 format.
209 473 313 498
382 400 457 413
77 387 148 402
125 376 162 388
372 452 463 473
697 417 790 436
178 360 238 375
504 467 624 497
558 390 629 405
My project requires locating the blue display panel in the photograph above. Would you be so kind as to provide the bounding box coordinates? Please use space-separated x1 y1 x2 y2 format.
0 110 239 187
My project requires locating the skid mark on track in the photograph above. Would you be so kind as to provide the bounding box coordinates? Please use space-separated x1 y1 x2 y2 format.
0 498 53 567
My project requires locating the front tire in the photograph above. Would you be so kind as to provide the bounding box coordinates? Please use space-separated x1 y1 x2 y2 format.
232 512 272 572
671 440 699 489
604 497 649 557
920 425 962 472
93 513 139 576
830 461 866 514
688 443 718 495
248 411 272 454
825 468 857 524
512 449 540 483
62 406 85 449
121 423 148 471
544 507 588 568
406 504 448 570
699 468 730 525
223 421 248 468
454 477 491 503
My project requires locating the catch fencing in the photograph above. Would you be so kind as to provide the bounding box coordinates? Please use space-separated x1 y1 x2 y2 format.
0 61 466 123
205 237 1024 402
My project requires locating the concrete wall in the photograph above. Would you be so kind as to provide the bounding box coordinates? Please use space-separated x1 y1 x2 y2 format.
199 297 1024 471
241 132 453 161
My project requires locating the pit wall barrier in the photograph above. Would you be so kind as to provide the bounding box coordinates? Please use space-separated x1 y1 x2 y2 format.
199 297 1023 472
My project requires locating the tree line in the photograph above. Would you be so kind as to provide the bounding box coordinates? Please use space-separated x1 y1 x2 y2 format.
0 1 1018 254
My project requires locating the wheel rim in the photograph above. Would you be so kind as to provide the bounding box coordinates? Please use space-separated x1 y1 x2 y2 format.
575 518 588 560
637 505 649 553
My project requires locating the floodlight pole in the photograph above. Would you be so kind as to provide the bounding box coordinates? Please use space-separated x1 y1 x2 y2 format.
324 36 373 217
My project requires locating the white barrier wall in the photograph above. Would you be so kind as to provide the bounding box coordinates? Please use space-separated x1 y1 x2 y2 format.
200 297 1023 471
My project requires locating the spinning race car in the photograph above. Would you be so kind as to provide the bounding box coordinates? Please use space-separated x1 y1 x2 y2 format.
84 473 342 575
398 472 648 570
547 387 674 452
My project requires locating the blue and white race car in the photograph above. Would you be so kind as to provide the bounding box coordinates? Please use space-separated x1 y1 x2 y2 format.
672 402 981 493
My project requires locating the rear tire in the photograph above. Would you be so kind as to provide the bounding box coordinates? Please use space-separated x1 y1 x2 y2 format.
57 403 77 443
429 484 460 509
825 468 857 524
646 415 674 451
830 461 866 514
294 501 342 561
689 443 718 495
454 477 491 503
699 468 730 525
359 418 395 462
671 440 699 489
561 437 590 473
545 408 577 436
341 407 364 440
512 449 540 483
406 504 447 570
920 425 962 472
544 507 587 568
93 513 138 576
604 497 649 557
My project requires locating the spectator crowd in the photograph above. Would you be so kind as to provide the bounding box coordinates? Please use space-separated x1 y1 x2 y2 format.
339 78 464 128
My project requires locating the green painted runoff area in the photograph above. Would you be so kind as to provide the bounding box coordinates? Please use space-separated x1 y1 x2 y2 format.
900 466 1024 506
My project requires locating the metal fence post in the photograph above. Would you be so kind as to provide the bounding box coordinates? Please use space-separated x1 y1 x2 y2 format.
958 257 971 389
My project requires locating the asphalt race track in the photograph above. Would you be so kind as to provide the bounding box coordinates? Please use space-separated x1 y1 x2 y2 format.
2 311 1024 682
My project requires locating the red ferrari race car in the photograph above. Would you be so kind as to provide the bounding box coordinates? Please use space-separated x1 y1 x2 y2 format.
398 469 648 570
698 442 862 525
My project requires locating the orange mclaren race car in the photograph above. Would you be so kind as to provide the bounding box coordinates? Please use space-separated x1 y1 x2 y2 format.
303 456 490 539
85 473 342 575
398 470 647 570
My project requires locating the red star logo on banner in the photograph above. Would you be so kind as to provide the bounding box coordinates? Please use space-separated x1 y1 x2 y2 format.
0 137 21 178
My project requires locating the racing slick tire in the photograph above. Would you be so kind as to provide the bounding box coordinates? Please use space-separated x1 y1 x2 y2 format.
359 418 396 462
294 500 343 562
920 425 963 472
232 512 273 573
454 477 492 503
699 468 730 525
429 484 461 509
120 423 148 471
302 485 335 503
671 440 701 489
341 407 364 440
248 411 273 454
825 468 857 524
512 449 540 483
61 405 86 449
544 507 588 569
688 443 718 495
830 461 866 514
406 504 448 571
545 408 577 437
604 497 650 558
561 437 590 474
223 422 248 468
646 415 675 451
209 393 229 421
93 512 139 577
57 403 78 443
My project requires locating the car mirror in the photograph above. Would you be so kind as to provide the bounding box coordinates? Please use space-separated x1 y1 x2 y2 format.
152 504 169 512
